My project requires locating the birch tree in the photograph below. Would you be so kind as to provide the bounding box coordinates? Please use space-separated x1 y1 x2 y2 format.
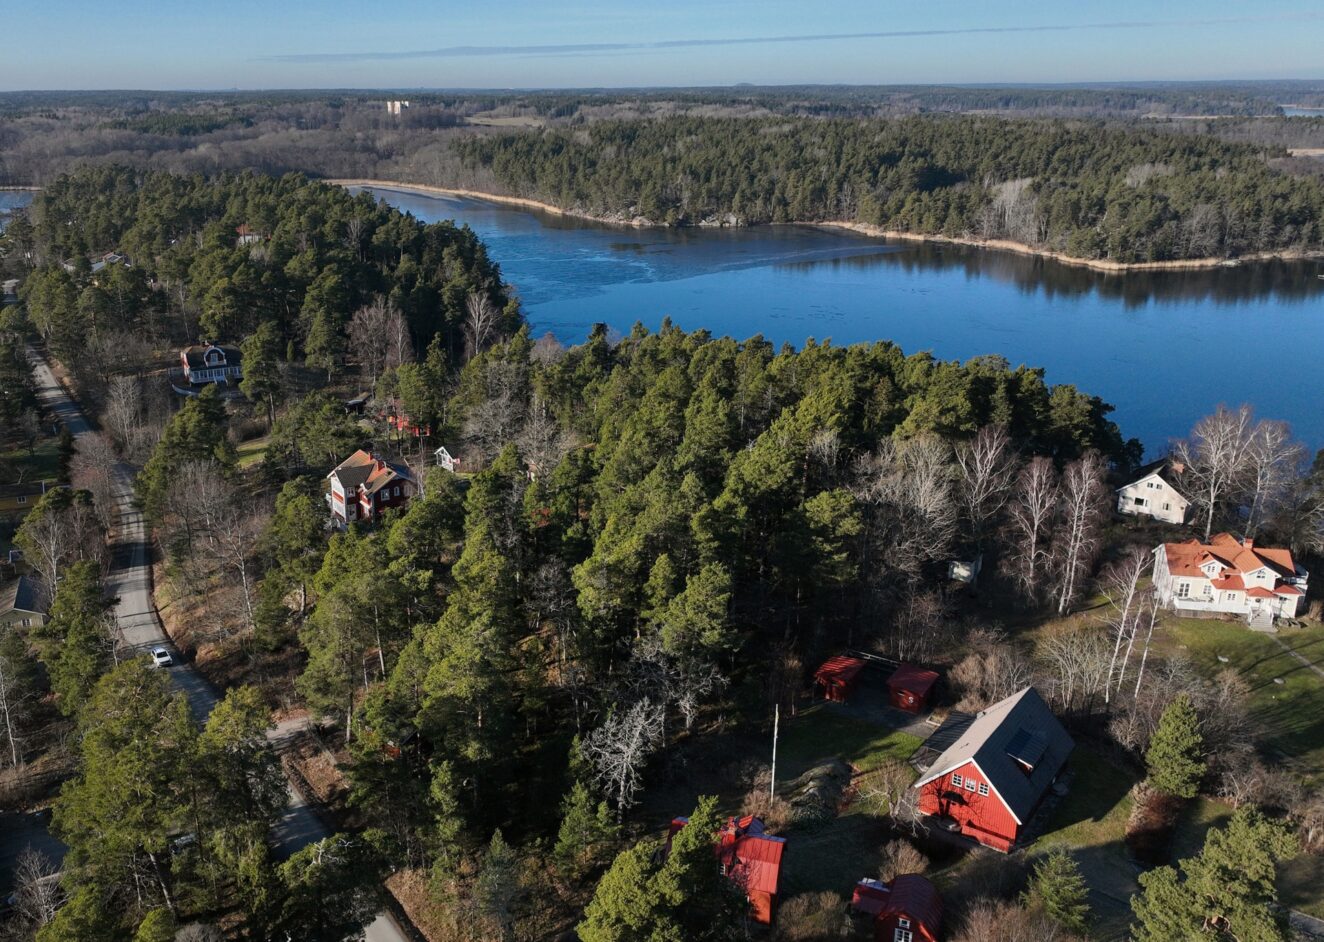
1243 420 1305 539
954 424 1017 548
1052 453 1107 615
1174 405 1254 541
1006 457 1058 603
1099 548 1149 704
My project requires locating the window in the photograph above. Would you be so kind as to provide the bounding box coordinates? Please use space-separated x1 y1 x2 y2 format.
21 618 31 628
1147 481 1156 489
965 778 976 791
1133 496 1146 506
895 930 913 942
1227 593 1237 602
951 773 963 788
393 486 399 496
978 782 990 796
1163 502 1171 511
1203 583 1212 597
1176 582 1190 598
898 919 911 929
15 496 25 505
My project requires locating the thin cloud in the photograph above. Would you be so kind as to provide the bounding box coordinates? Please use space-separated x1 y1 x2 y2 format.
262 13 1324 64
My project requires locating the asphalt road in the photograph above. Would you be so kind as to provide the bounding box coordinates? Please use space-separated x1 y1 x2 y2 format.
24 349 408 941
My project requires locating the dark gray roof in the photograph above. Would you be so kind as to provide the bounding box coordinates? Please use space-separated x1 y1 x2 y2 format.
0 575 47 616
1121 458 1188 497
914 687 1073 824
182 344 242 371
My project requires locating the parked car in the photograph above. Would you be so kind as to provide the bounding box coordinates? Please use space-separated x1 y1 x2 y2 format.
150 646 173 668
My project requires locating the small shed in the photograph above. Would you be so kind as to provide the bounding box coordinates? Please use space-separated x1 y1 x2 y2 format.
435 445 458 472
874 874 942 942
850 878 891 917
886 664 940 713
814 656 867 704
669 814 786 925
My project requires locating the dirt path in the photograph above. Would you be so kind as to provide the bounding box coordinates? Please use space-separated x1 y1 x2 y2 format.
1269 634 1324 681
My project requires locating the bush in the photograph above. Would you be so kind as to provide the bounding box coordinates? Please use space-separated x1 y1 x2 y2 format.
879 839 928 882
774 892 850 941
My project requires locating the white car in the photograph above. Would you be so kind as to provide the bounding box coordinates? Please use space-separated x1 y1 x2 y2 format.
150 647 173 668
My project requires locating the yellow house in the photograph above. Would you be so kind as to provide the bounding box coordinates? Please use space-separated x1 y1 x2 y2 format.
0 480 58 518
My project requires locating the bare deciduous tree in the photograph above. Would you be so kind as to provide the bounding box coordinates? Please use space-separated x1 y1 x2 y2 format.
1037 627 1111 715
1098 547 1149 703
12 847 62 929
1052 453 1107 615
951 629 1033 711
348 296 412 388
877 838 928 882
955 425 1017 548
69 431 119 533
580 697 666 819
858 761 918 824
103 375 147 460
1006 457 1058 604
1174 404 1254 541
1243 419 1305 538
464 292 500 361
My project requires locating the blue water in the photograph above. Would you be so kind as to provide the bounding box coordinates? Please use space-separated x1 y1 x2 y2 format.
0 191 32 231
361 186 1324 454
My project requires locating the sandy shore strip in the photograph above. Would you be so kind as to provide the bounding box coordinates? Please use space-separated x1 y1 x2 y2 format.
331 178 1324 273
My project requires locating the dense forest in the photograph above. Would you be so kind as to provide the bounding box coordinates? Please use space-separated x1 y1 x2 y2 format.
8 166 514 399
455 116 1324 262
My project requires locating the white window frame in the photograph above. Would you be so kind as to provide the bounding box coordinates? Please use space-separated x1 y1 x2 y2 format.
965 778 976 791
951 773 963 789
895 930 913 942
1176 582 1190 598
898 918 911 929
978 782 990 796
16 496 25 505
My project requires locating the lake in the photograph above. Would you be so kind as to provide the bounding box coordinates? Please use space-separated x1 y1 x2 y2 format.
358 186 1324 455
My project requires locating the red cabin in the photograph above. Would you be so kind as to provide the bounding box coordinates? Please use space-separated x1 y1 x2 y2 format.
886 664 939 713
669 814 787 924
874 875 943 942
914 687 1073 853
814 656 867 703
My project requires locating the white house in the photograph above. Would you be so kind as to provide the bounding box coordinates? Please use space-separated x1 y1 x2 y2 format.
434 445 458 472
1153 533 1309 627
1117 458 1190 525
180 343 243 386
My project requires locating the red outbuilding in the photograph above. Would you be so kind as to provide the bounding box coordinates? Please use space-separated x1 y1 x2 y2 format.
914 686 1073 853
669 814 787 925
851 875 943 942
814 655 867 703
886 664 940 713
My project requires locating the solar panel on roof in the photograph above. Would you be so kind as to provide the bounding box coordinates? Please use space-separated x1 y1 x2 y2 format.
1005 727 1047 769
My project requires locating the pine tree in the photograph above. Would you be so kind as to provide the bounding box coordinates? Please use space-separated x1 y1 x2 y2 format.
554 781 620 878
1131 807 1297 942
32 560 114 716
1024 850 1090 934
1145 693 1206 798
474 830 521 940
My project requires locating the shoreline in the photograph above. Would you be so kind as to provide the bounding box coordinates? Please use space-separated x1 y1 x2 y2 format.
330 178 1324 274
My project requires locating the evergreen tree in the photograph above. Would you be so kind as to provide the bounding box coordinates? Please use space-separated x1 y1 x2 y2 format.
32 560 114 716
1131 807 1297 942
1146 693 1206 798
240 320 285 425
554 780 620 878
1024 850 1090 934
136 386 234 522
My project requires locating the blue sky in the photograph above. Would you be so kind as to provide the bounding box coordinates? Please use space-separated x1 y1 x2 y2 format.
3 0 1323 90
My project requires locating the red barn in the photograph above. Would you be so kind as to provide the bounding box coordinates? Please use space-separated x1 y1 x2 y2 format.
914 687 1072 853
886 664 939 713
669 815 787 925
815 655 867 703
851 876 943 942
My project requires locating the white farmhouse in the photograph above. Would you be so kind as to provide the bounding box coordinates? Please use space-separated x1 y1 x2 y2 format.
1153 533 1309 627
1117 458 1189 525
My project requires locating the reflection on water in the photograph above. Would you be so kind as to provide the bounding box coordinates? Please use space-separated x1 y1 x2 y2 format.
363 186 1324 453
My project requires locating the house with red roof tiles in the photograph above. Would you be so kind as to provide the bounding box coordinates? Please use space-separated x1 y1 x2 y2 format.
668 814 787 925
1153 533 1309 626
326 449 416 527
851 875 943 942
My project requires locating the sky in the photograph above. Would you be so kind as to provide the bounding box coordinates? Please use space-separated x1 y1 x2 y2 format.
2 0 1323 91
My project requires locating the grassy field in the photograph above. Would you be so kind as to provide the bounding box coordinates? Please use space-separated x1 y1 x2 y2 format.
235 435 270 470
1162 618 1324 782
0 436 62 484
774 705 925 898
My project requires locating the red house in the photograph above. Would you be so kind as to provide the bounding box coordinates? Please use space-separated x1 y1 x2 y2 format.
886 664 939 713
669 815 787 924
914 687 1072 853
852 875 943 942
326 450 416 527
815 655 867 703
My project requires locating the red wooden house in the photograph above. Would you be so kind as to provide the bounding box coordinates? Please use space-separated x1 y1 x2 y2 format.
326 449 416 527
668 814 787 925
851 875 943 942
886 664 939 713
913 686 1072 853
814 655 867 703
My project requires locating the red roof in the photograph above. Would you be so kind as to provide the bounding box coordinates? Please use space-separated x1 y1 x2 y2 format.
851 879 891 917
887 663 939 696
1276 585 1305 597
1246 587 1277 599
725 832 786 896
1211 574 1245 590
815 656 866 685
882 875 943 934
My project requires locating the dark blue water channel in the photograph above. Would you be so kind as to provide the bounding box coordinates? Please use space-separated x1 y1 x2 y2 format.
362 185 1324 456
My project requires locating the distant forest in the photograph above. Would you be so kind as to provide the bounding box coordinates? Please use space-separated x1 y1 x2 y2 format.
457 116 1324 263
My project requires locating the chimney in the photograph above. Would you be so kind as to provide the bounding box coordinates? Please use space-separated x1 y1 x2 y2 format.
377 459 386 471
1243 538 1254 549
1169 460 1185 474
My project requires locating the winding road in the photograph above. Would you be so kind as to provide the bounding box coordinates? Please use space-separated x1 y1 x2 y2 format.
25 348 408 942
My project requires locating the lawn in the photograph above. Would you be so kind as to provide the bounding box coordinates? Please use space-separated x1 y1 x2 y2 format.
235 435 270 470
774 705 925 898
1163 618 1324 782
0 436 62 484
